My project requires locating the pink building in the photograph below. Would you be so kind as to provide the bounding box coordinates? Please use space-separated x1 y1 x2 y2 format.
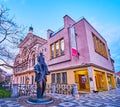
13 15 116 93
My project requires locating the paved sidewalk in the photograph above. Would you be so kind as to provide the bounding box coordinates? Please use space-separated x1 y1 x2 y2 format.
0 88 120 107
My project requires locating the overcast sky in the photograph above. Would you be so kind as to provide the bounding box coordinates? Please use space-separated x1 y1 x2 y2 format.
0 0 120 72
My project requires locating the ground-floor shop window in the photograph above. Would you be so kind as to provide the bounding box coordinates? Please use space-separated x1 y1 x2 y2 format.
56 73 61 83
51 74 55 83
62 72 67 84
51 72 67 84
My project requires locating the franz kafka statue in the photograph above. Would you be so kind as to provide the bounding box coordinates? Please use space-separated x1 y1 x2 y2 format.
34 53 50 98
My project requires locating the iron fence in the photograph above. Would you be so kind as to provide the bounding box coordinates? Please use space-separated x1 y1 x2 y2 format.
16 83 73 96
1 83 74 97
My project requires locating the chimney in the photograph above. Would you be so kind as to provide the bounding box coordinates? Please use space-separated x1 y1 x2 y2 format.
47 29 54 38
63 15 75 28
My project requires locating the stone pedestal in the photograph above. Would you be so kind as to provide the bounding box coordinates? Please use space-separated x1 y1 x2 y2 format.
27 96 53 104
11 84 18 97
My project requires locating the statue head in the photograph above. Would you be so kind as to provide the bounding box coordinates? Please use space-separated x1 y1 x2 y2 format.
40 52 43 56
37 52 45 64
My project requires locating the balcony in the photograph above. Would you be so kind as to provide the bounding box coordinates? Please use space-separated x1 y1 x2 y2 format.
14 61 34 74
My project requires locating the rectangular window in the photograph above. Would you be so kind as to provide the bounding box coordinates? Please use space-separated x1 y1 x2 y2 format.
56 42 59 57
50 38 64 59
31 75 34 84
60 39 64 55
51 44 54 59
56 73 61 83
23 76 24 84
32 54 35 66
20 77 22 84
62 72 67 84
92 33 108 59
51 74 55 83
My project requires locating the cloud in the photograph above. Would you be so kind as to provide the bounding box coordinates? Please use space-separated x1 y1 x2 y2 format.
88 17 120 72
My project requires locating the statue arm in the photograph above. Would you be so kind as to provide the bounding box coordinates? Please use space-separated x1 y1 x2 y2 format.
45 64 50 75
34 65 40 74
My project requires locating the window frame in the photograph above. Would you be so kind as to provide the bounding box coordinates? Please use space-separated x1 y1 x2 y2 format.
92 32 108 59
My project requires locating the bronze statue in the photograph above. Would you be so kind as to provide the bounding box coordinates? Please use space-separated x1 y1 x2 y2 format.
34 53 50 98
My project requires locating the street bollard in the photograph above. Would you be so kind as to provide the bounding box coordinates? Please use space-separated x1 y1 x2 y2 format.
11 84 18 98
72 83 79 98
52 83 56 93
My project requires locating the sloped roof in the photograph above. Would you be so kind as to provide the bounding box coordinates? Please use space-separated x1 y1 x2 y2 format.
115 71 120 75
18 33 47 48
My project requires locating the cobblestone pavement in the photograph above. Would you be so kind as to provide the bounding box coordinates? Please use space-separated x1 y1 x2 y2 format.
0 88 120 107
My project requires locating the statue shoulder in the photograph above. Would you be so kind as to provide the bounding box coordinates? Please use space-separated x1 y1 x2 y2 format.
34 64 40 74
34 64 39 69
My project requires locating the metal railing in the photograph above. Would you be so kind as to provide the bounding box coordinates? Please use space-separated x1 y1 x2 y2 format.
0 84 12 91
18 84 36 96
17 83 73 96
2 83 78 97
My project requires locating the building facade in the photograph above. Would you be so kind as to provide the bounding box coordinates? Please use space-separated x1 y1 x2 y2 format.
13 15 116 92
13 28 48 85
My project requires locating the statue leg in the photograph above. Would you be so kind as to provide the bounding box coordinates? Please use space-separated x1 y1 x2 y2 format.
41 79 46 96
37 81 43 98
37 82 40 98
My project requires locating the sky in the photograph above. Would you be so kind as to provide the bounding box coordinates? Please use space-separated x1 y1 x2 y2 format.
0 0 120 72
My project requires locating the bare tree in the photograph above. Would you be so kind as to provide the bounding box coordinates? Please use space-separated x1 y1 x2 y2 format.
0 5 25 69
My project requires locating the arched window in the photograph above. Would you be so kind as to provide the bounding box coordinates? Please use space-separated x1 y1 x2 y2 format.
21 48 29 62
31 75 34 84
32 54 35 66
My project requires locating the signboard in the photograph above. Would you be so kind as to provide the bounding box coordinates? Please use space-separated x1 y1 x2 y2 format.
70 26 78 56
72 48 78 56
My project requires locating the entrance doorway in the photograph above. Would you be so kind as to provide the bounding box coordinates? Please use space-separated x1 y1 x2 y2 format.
79 75 86 89
94 71 108 91
95 74 103 90
74 70 90 92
